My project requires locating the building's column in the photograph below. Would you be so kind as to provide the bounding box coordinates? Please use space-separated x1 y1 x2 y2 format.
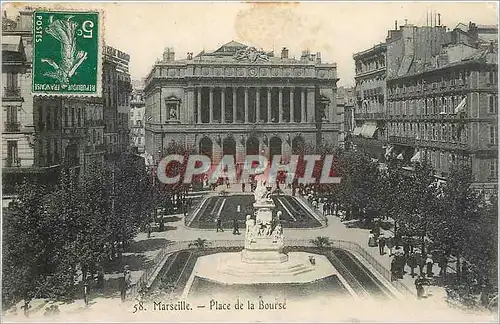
232 87 237 123
244 87 249 123
197 87 202 124
290 87 294 123
256 88 260 123
221 87 226 124
301 88 306 123
188 88 195 124
278 87 283 123
209 87 214 123
267 87 272 123
307 87 315 123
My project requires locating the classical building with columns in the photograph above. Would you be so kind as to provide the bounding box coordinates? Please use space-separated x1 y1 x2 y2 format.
144 41 340 165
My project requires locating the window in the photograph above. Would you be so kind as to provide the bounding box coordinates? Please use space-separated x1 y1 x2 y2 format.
5 73 18 90
490 125 498 145
489 95 498 114
6 106 18 123
490 160 498 178
488 71 497 84
46 107 52 130
6 140 18 166
54 141 59 163
38 106 45 131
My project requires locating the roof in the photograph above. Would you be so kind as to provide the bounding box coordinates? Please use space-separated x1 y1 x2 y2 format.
390 44 498 80
476 24 498 30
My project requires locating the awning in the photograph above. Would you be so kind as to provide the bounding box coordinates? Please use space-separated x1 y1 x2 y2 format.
361 123 378 138
410 151 421 163
2 36 22 52
352 126 363 136
454 97 467 113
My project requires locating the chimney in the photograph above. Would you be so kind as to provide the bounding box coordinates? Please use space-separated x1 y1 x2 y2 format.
316 52 322 63
19 9 33 30
281 47 289 59
187 52 193 60
438 13 441 26
395 20 398 30
300 49 310 62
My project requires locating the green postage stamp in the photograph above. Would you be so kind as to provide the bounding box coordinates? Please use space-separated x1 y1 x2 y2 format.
32 10 102 96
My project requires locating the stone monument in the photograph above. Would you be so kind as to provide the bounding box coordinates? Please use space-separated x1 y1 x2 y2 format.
187 180 338 290
241 181 287 263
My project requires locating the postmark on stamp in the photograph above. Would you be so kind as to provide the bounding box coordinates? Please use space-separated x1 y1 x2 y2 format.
32 10 102 96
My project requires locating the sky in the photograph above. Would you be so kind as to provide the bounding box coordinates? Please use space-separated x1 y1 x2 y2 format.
4 1 499 86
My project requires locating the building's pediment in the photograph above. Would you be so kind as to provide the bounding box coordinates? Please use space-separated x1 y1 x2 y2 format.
213 40 248 54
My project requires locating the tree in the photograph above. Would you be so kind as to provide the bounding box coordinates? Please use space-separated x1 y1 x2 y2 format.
405 159 438 255
337 150 380 224
464 193 498 289
310 236 332 249
188 238 209 249
378 157 407 242
428 164 483 281
3 180 76 313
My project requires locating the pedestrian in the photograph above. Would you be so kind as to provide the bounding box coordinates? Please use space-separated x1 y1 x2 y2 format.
216 217 224 232
415 275 425 299
438 253 448 279
226 177 230 189
368 232 377 247
124 265 131 287
83 281 90 307
232 218 240 235
386 236 395 256
407 252 417 278
96 269 104 288
426 255 434 277
414 250 425 276
242 182 246 192
390 258 398 281
119 275 127 302
146 223 151 238
323 203 328 216
402 237 410 258
378 234 386 255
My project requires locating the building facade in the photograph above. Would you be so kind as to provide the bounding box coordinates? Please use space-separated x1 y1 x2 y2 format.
386 41 498 192
352 43 387 159
144 41 340 165
130 79 145 153
2 8 63 197
103 45 132 158
2 9 132 201
336 86 355 149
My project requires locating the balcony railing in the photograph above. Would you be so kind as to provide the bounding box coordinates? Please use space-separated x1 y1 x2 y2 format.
5 157 21 167
3 87 21 98
389 136 415 146
4 121 21 132
354 112 386 120
86 119 106 127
